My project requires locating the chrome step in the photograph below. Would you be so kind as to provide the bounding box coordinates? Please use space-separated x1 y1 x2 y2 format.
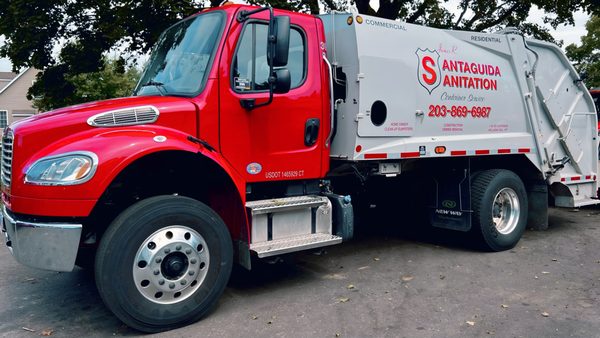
250 233 342 258
246 195 329 214
246 195 339 257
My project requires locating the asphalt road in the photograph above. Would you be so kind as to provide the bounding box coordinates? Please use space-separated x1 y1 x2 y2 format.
1 206 600 338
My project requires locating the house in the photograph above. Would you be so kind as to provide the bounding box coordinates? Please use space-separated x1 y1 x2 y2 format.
0 68 39 135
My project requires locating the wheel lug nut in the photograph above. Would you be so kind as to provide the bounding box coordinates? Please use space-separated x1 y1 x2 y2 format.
169 283 175 289
190 259 197 264
176 245 182 250
158 279 165 285
185 249 192 254
180 280 187 285
188 271 195 276
164 248 171 254
153 269 160 275
155 257 162 263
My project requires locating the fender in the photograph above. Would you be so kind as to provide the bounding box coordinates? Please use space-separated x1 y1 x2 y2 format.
11 125 247 220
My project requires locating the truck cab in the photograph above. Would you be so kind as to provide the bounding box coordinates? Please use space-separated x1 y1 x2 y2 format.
2 5 334 332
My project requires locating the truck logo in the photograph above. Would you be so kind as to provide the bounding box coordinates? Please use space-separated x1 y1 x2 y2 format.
416 48 441 94
442 200 457 208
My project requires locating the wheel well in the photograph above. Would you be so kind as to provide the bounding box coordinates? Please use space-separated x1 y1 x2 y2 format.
85 151 246 247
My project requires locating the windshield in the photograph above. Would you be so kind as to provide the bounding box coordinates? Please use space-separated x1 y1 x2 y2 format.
135 11 224 97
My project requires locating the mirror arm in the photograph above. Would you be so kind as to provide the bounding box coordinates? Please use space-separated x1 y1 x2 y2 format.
237 6 273 22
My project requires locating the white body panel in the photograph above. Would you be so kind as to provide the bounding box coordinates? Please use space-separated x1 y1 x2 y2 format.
320 13 598 207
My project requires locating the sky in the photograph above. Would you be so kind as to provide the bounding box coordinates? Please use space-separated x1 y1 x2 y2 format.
0 2 592 72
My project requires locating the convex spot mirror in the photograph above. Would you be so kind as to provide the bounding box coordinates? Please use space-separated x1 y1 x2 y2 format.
269 15 290 68
273 68 290 94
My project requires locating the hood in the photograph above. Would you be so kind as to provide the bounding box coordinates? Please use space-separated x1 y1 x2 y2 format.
13 95 197 134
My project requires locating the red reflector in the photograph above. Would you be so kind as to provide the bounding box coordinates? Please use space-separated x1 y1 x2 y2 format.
561 178 566 182
518 148 530 153
572 176 581 181
475 149 490 155
364 153 387 159
498 149 511 154
401 152 420 158
355 145 362 153
585 175 592 180
451 150 467 156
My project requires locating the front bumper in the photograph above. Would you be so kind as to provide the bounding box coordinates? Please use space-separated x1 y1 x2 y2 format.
2 206 82 272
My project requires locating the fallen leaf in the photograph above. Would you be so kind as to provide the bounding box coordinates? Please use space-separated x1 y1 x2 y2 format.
466 321 475 326
401 275 414 282
501 304 509 308
347 284 355 290
40 329 54 336
267 320 273 325
22 327 35 332
439 275 446 280
551 259 558 262
251 315 258 320
541 271 550 274
337 297 350 303
541 312 549 317
534 275 539 279
335 333 341 337
357 266 370 270
373 257 380 261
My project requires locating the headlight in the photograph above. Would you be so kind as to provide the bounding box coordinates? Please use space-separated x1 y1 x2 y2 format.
25 152 98 185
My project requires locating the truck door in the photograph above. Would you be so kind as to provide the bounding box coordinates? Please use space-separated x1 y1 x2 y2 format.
219 12 327 182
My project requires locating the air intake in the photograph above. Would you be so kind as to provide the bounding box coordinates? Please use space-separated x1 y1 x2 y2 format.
87 106 159 127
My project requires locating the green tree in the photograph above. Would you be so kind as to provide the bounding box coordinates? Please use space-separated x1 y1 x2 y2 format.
31 58 141 111
566 15 600 88
1 0 598 109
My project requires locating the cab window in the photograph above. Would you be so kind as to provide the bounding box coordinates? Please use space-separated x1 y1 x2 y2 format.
232 23 306 92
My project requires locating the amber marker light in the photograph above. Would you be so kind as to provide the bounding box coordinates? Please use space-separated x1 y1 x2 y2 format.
435 146 446 154
356 16 363 24
347 16 353 25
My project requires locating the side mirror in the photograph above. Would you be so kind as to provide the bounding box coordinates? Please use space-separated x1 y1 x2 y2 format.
272 68 291 94
269 16 290 67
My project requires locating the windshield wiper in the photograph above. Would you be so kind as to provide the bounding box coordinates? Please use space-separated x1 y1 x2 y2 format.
140 80 167 96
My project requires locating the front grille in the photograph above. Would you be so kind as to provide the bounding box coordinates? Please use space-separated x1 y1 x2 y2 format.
87 106 159 127
1 129 14 187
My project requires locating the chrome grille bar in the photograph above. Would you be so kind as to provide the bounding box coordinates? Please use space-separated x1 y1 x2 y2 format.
1 130 14 187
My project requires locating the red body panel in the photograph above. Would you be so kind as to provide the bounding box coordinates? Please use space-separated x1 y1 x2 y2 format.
2 5 329 222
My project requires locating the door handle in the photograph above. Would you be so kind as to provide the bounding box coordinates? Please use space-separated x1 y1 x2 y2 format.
305 118 320 146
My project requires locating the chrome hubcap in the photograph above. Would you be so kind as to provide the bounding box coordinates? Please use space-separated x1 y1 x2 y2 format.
133 226 209 304
492 188 520 235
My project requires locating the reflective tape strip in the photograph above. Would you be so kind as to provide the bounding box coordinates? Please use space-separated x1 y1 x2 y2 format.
359 148 536 159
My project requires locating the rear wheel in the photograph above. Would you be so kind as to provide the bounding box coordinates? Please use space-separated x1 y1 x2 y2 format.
471 169 527 251
95 195 233 332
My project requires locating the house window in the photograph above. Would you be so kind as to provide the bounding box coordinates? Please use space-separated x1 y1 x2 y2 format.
232 23 306 92
0 110 7 128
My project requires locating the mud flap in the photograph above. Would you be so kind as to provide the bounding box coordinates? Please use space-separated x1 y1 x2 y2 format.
428 166 472 232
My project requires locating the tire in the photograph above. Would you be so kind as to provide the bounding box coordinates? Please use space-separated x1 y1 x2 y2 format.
95 195 233 333
471 169 528 251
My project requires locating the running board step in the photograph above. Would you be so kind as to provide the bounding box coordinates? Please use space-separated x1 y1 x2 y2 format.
246 195 339 258
250 233 342 258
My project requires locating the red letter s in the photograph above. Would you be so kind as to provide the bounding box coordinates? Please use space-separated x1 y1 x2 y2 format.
422 56 437 85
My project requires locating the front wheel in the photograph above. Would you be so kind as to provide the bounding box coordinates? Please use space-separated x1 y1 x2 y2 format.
95 195 233 332
471 169 528 251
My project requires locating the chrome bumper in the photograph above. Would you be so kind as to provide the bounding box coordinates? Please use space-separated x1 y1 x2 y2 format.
1 206 82 272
